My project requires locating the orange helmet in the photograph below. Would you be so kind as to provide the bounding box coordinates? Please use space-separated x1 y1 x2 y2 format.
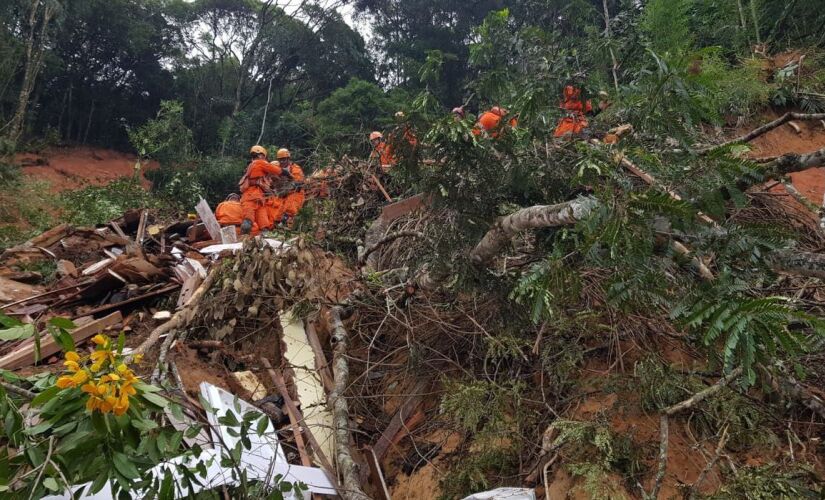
369 131 383 141
276 148 290 159
563 86 580 99
249 145 267 157
490 106 507 116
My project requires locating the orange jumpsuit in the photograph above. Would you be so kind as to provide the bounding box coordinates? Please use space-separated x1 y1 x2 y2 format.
370 141 395 172
216 200 244 226
472 110 518 138
240 159 282 233
266 163 305 224
553 86 593 138
280 163 305 218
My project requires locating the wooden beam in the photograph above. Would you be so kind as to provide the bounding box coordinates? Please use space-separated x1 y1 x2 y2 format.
303 321 334 394
260 357 338 480
373 381 427 461
195 198 222 241
0 311 122 370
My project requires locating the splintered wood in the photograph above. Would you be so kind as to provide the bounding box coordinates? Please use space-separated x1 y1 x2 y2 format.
0 311 122 370
279 313 336 467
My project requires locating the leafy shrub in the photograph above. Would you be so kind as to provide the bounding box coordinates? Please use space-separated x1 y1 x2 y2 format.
192 156 245 205
157 170 205 211
707 464 822 499
636 358 778 450
128 100 194 166
550 419 645 498
60 177 159 226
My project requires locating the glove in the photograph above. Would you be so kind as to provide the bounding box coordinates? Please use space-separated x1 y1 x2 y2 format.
281 214 290 225
281 169 293 179
240 219 253 235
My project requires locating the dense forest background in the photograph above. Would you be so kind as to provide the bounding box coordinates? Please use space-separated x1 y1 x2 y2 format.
2 0 824 159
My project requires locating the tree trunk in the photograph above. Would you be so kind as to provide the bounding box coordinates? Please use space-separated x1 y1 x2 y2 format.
736 0 748 32
602 0 619 92
5 0 56 146
470 197 599 266
329 307 370 500
749 0 762 45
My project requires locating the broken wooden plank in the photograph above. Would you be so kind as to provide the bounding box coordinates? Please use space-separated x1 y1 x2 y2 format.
0 311 122 370
110 221 129 240
136 210 148 244
281 315 336 465
219 226 237 244
0 277 45 304
373 381 428 461
228 371 267 401
260 357 336 475
177 272 203 309
304 321 334 394
81 258 115 276
0 281 93 311
379 193 428 222
77 284 179 318
195 198 222 241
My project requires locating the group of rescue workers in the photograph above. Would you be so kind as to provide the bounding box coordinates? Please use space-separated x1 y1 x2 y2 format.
216 85 601 236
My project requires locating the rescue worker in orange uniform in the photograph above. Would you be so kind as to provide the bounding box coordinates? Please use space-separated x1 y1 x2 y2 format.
369 131 395 172
473 106 518 138
239 145 283 235
553 85 593 138
215 193 244 227
271 148 305 227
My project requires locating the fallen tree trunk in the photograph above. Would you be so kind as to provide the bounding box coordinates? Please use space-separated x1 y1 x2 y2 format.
470 196 599 266
764 145 825 180
329 307 370 500
700 112 825 153
470 197 825 280
768 250 825 280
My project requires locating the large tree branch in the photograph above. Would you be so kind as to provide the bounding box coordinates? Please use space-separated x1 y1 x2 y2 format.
470 197 599 266
700 112 825 153
470 198 825 281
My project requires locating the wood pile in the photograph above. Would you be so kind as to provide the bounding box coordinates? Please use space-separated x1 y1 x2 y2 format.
0 207 230 369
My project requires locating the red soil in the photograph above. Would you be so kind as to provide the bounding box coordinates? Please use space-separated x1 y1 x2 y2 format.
15 146 156 193
743 112 825 204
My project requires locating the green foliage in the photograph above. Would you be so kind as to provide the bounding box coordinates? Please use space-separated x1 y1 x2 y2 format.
707 464 822 499
60 177 160 226
674 290 825 384
550 419 644 497
510 256 581 324
641 0 692 56
313 78 409 157
129 100 194 166
635 358 778 451
193 156 246 205
439 448 518 500
439 379 525 498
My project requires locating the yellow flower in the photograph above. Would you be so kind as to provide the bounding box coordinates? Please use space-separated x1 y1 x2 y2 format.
90 350 108 364
86 395 101 411
113 394 129 416
65 351 80 362
101 373 120 383
133 354 144 364
97 383 110 396
71 370 89 385
63 360 80 372
90 362 103 373
81 382 98 395
91 334 108 346
116 363 128 374
56 375 75 389
120 382 137 397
